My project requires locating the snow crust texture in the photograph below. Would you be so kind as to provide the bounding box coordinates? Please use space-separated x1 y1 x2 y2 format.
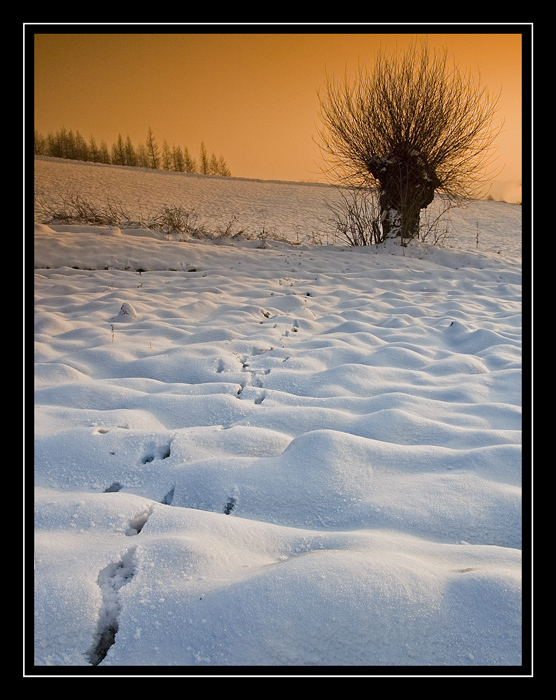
32 159 523 670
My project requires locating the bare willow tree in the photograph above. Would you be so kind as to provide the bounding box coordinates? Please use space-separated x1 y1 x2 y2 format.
317 42 503 242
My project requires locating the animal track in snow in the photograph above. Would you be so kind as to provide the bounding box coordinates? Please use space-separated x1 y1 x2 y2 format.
125 505 152 536
103 481 123 493
223 487 240 515
235 352 272 400
87 548 136 666
223 496 237 515
161 485 175 505
140 441 172 464
283 320 300 337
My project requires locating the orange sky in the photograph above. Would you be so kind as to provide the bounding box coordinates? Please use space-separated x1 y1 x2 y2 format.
31 27 528 202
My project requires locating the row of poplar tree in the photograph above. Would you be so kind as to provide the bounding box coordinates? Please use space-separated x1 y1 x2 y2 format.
33 126 232 176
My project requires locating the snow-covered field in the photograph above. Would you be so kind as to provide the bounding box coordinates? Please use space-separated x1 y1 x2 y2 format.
31 157 525 673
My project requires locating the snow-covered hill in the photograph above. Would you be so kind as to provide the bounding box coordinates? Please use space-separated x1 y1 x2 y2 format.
31 157 525 673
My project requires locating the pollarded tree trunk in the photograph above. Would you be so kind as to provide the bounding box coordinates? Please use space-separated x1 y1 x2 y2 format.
380 189 425 240
368 146 440 241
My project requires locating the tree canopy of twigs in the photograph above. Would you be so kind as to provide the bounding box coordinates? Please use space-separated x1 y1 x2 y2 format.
317 41 503 241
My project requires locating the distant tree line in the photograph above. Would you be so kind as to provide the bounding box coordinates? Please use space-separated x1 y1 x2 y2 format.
33 126 232 176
